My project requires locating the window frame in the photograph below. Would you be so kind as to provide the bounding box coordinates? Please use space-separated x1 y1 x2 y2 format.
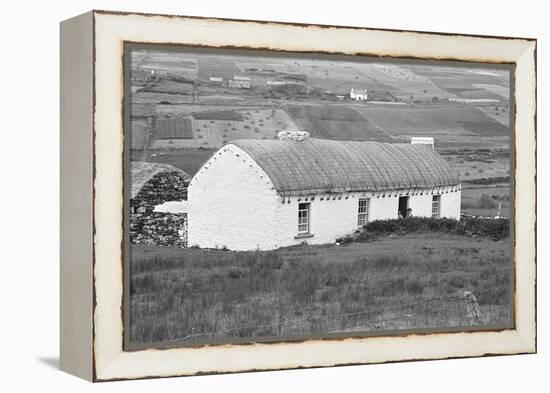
432 194 441 218
297 202 311 234
357 197 370 227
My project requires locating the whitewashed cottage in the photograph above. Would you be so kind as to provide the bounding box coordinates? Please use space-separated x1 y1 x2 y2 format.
350 88 368 100
188 132 461 251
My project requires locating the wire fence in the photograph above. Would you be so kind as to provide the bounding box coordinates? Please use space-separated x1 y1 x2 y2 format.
177 285 510 342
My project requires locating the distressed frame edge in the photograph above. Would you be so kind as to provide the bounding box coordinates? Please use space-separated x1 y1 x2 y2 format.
90 11 537 381
59 11 95 381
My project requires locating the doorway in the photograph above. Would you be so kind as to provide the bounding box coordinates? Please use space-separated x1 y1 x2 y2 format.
398 196 409 218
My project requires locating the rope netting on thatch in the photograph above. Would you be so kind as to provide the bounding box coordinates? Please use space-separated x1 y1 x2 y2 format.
231 138 459 197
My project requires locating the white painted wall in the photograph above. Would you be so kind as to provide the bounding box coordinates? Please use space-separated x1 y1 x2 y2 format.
187 144 279 250
188 144 461 250
274 193 365 248
409 193 433 217
441 188 462 219
153 200 188 214
272 187 460 248
369 193 400 221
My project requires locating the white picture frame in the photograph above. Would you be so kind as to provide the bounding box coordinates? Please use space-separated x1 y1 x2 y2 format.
60 10 536 382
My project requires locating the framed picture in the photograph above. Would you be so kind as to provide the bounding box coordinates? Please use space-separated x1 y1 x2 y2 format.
60 10 536 381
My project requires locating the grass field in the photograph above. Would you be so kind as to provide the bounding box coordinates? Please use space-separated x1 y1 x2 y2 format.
461 186 511 217
131 148 216 176
287 105 391 141
129 232 511 345
440 148 510 182
356 104 509 137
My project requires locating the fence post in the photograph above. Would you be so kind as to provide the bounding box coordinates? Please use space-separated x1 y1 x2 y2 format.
463 291 483 325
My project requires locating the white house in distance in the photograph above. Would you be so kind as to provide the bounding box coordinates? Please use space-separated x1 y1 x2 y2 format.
187 132 461 251
411 136 435 149
350 88 368 100
229 75 251 89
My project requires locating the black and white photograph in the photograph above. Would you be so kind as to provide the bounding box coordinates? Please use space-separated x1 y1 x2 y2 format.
126 46 513 348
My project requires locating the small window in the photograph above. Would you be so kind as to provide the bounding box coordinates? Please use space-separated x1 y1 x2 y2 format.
432 195 441 218
357 198 370 227
298 203 310 233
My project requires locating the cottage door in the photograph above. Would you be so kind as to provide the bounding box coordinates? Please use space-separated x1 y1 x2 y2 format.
398 196 409 218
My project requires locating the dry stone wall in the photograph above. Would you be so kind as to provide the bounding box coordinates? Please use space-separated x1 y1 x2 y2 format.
130 171 190 247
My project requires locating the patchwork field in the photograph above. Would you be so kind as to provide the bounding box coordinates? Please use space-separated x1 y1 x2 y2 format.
286 105 391 141
355 104 509 137
406 65 510 101
148 108 299 149
129 231 511 345
129 49 513 218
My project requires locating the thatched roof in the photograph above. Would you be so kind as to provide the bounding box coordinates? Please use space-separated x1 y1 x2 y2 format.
131 162 190 199
231 138 459 197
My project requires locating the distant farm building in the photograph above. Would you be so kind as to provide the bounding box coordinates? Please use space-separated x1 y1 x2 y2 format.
209 76 224 83
141 65 168 76
350 88 368 100
410 137 435 149
133 65 168 81
266 80 302 86
229 75 251 89
188 132 461 251
130 162 190 247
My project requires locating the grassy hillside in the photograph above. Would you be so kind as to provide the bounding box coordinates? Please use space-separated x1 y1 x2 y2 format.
130 231 511 345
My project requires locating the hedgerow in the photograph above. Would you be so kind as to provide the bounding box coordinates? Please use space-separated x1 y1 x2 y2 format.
337 217 509 244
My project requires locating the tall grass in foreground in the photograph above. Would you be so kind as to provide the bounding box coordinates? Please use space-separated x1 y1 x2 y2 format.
130 231 511 344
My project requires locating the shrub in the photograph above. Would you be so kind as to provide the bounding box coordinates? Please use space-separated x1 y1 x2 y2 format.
340 217 509 243
477 193 498 209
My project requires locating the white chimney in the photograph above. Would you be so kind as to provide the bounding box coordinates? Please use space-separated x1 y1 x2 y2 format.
411 137 434 148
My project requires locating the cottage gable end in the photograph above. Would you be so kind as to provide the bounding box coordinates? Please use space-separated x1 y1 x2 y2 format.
188 144 280 250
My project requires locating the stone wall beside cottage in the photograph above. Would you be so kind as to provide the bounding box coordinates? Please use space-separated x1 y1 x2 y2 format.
130 170 190 247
